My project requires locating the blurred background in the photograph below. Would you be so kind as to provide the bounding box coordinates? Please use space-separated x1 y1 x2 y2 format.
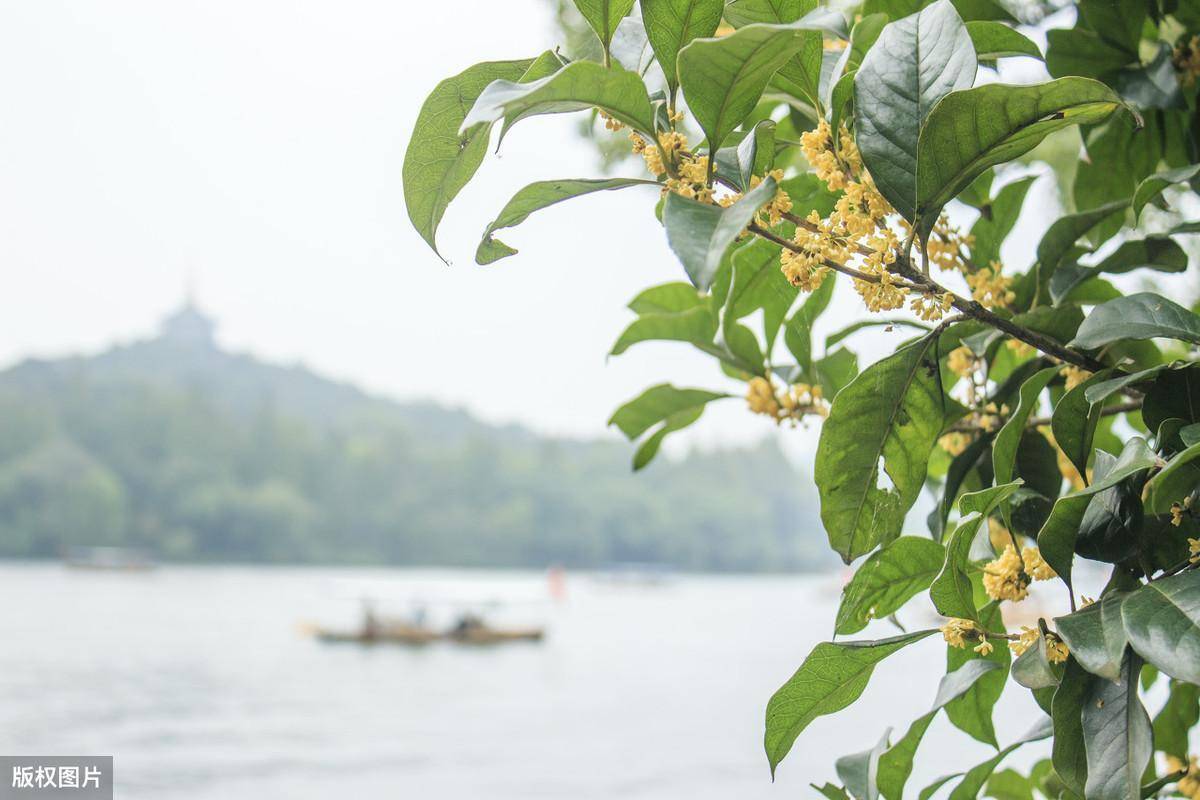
0 0 1194 798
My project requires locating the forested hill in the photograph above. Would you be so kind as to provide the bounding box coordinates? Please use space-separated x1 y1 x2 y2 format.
0 304 827 571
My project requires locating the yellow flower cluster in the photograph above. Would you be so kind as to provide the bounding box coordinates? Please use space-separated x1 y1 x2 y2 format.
983 544 1055 603
1006 338 1034 358
780 211 844 292
631 130 689 180
978 402 1008 432
1171 495 1195 528
940 618 993 655
948 346 977 378
927 214 974 273
800 118 849 191
750 170 793 226
1061 366 1091 392
597 110 624 132
1175 35 1200 87
939 431 973 456
966 262 1014 310
745 377 828 424
1167 755 1200 800
1189 537 1200 564
1009 626 1067 662
910 291 955 322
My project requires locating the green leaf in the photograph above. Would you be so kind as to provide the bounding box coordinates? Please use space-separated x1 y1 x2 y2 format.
930 512 985 621
1055 592 1128 681
947 717 1054 800
1153 681 1200 760
610 306 718 355
679 19 826 151
1084 365 1169 407
627 282 707 314
663 176 778 290
836 728 892 800
1073 293 1200 350
1143 441 1200 515
915 78 1126 235
1121 571 1200 686
1046 28 1135 80
714 119 776 191
812 783 853 800
573 0 637 57
726 233 796 352
608 384 729 439
1143 366 1200 434
1034 199 1129 300
1049 236 1189 303
992 366 1057 495
1036 437 1157 588
462 60 657 139
476 178 658 264
1051 658 1090 798
610 16 656 75
815 332 950 563
640 0 724 94
876 660 1002 800
784 268 836 379
945 602 1009 747
854 0 977 222
1011 633 1060 690
764 630 935 776
631 406 703 470
965 21 1043 60
724 0 810 27
826 319 931 349
836 536 946 635
1132 164 1200 218
919 774 963 800
402 58 539 259
1081 653 1152 800
1182 424 1200 448
815 348 861 398
968 175 1035 268
1051 368 1114 481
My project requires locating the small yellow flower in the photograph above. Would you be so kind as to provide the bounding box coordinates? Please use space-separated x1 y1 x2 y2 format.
1167 755 1200 799
966 262 1015 310
1045 633 1069 664
939 432 972 456
1188 538 1200 565
1172 502 1187 528
941 618 978 649
947 346 976 379
597 109 624 132
1174 35 1200 87
974 639 994 656
1009 626 1040 657
983 544 1030 603
746 376 780 418
1021 546 1056 581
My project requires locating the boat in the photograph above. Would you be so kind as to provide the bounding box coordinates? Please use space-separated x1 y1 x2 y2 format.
62 545 155 571
312 622 441 645
309 617 544 646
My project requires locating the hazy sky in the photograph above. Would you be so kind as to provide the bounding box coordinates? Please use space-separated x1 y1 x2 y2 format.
1 1 1179 459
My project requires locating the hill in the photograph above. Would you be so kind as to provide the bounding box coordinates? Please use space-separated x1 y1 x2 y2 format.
0 302 827 570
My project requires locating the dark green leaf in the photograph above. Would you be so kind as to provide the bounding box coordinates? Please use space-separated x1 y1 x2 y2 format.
855 0 976 222
609 384 729 439
919 774 963 800
836 536 945 635
947 717 1054 800
463 60 657 139
476 178 658 263
1036 437 1157 588
1132 164 1200 218
715 119 776 191
930 512 985 621
815 348 860 397
640 0 724 93
1084 365 1169 407
945 602 1010 747
784 268 836 379
813 782 853 800
1051 658 1091 798
876 660 1001 800
1034 199 1129 301
726 236 796 352
1072 293 1200 350
1052 368 1114 481
1055 592 1128 681
968 175 1036 268
764 630 936 776
1012 633 1061 690
815 332 950 563
630 406 703 470
573 0 637 55
915 78 1126 236
825 319 931 349
992 366 1057 494
1049 237 1189 303
1045 28 1135 81
1143 366 1200 434
1143 442 1200 514
663 176 778 290
1121 571 1200 686
1081 653 1152 800
965 21 1043 60
402 58 539 259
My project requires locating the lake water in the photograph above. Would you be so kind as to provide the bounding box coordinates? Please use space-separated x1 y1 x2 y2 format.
0 563 1044 798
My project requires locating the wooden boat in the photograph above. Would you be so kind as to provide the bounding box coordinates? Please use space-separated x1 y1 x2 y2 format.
309 622 543 646
445 626 544 645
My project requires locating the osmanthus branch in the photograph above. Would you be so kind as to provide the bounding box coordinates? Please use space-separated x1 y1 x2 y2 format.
765 212 1108 373
943 400 1144 434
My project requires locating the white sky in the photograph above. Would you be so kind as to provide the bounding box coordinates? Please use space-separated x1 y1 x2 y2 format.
0 1 1187 460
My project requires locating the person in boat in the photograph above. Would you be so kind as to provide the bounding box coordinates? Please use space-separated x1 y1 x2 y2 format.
361 599 381 641
451 612 485 637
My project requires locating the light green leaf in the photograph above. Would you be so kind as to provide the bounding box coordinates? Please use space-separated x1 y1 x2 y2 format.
663 176 778 290
724 0 809 27
968 175 1036 268
573 0 637 56
631 406 703 470
836 728 892 800
1121 571 1200 686
944 600 1010 748
965 21 1043 60
1036 437 1157 588
402 58 538 259
1143 441 1200 515
610 15 656 75
462 60 657 139
679 20 827 151
930 512 984 622
1132 163 1200 218
919 774 964 800
947 717 1053 800
726 236 797 352
836 536 945 635
715 120 776 191
608 384 729 439
1153 681 1200 760
785 271 837 379
877 660 1001 800
764 630 936 776
640 0 724 94
476 178 659 264
1083 364 1169 407
815 332 950 563
1011 633 1059 690
992 366 1057 492
825 319 931 349
610 306 717 355
855 0 977 222
1034 199 1129 299
1081 653 1152 800
1049 236 1189 303
627 282 707 314
915 78 1125 235
1072 292 1200 350
1055 591 1128 681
